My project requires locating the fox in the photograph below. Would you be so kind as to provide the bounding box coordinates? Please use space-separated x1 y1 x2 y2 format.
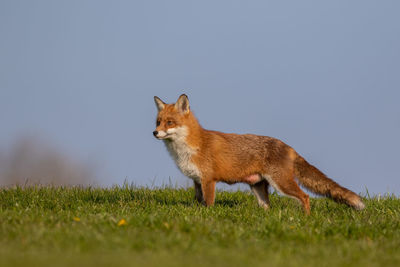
153 94 365 214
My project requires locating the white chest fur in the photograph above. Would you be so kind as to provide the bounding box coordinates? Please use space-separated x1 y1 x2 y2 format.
163 128 201 182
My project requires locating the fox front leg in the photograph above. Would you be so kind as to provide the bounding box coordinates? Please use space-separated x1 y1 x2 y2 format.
194 181 203 203
201 179 216 206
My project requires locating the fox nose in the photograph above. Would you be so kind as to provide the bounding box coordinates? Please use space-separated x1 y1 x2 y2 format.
153 131 158 137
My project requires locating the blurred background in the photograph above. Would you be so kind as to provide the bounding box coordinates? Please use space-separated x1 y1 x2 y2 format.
0 1 399 194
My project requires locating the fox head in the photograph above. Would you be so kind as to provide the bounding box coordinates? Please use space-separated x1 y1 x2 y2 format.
153 94 191 140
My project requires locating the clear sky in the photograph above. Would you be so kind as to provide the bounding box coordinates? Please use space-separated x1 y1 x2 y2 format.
1 1 399 195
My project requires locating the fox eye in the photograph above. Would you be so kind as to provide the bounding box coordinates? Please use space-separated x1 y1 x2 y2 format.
156 120 161 126
167 120 173 126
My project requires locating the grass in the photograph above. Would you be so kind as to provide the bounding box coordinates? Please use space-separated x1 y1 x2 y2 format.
0 185 399 267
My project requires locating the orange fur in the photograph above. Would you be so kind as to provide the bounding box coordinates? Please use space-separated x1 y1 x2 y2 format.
153 94 365 213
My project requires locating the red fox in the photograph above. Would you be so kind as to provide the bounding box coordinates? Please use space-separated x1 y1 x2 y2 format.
153 94 365 213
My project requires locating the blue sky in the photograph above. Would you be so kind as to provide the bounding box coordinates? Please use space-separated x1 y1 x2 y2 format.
1 1 399 194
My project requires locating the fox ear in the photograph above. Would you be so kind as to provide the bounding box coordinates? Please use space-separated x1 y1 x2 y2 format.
175 94 190 114
154 96 165 111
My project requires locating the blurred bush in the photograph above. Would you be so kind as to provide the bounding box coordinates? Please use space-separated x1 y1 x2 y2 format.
0 137 95 186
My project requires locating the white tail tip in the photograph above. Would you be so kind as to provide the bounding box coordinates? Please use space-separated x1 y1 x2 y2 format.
354 200 365 210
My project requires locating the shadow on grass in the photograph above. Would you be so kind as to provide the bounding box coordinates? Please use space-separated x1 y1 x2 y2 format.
214 199 242 207
152 197 194 207
151 196 243 208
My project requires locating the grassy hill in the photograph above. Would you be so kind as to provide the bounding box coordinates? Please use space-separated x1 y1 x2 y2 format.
0 186 399 267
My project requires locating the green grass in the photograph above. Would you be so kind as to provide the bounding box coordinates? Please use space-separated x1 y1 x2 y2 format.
0 185 399 267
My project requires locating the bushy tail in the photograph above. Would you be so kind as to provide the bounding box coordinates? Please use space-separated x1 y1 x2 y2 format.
294 154 365 210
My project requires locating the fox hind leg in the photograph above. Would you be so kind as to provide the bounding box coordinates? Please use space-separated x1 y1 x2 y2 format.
264 173 310 214
250 180 270 210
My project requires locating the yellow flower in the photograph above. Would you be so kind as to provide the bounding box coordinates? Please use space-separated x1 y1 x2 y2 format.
118 219 127 226
73 217 81 222
163 222 170 229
